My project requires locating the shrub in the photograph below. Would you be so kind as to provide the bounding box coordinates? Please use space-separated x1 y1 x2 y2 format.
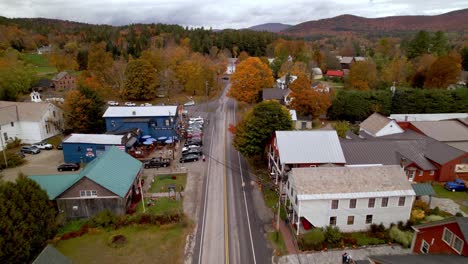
431 206 441 216
312 119 322 128
301 228 325 250
324 226 342 247
6 137 21 149
389 226 413 248
108 234 127 248
455 212 464 217
88 210 118 229
411 209 425 222
413 200 430 213
424 215 444 222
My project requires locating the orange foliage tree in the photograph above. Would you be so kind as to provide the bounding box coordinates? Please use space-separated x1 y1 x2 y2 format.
424 55 461 89
289 76 332 118
228 57 274 103
346 61 378 91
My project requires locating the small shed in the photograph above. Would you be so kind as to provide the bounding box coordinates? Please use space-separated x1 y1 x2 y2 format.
412 183 435 207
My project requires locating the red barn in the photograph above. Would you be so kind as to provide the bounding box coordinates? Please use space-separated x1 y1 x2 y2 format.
411 217 468 256
325 70 344 78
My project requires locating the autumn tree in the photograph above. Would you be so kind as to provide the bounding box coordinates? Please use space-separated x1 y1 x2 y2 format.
63 85 105 133
233 100 292 157
381 55 412 86
47 47 78 71
424 55 461 89
123 58 158 100
411 54 437 88
87 42 114 84
346 61 378 91
0 51 36 100
228 57 274 103
460 46 468 71
0 175 57 263
289 75 331 118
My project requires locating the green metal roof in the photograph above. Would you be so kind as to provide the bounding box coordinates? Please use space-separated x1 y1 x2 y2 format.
30 146 142 199
80 146 142 198
33 245 72 264
412 183 435 196
29 174 81 199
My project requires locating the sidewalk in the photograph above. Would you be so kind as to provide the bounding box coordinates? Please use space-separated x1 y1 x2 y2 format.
279 220 298 254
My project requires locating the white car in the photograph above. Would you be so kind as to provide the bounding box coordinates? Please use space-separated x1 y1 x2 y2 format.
124 102 136 106
108 101 119 106
32 142 53 150
184 100 195 106
140 103 153 106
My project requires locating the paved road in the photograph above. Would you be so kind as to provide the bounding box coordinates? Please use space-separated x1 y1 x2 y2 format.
192 82 271 264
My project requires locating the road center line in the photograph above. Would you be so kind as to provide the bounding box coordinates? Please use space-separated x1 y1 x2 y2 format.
224 107 230 264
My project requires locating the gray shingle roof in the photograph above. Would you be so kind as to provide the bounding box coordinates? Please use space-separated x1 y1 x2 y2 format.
411 120 468 142
424 141 465 164
52 71 68 81
359 112 392 136
290 165 414 200
456 217 468 241
262 88 290 100
369 254 467 264
0 101 52 124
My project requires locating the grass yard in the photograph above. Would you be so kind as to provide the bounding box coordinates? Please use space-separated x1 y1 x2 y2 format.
268 231 287 256
136 197 183 215
55 224 186 264
433 185 468 214
149 173 187 193
22 53 58 76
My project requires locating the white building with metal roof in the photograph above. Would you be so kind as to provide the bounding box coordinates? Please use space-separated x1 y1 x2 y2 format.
268 130 346 184
286 165 415 234
103 106 178 118
390 113 468 122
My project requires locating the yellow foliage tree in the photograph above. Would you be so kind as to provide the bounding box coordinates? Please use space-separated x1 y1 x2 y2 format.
228 57 274 103
346 61 378 91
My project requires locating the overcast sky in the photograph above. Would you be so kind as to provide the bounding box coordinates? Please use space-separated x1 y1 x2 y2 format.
1 0 467 29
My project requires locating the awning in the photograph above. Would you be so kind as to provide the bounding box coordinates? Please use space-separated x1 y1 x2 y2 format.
412 183 435 196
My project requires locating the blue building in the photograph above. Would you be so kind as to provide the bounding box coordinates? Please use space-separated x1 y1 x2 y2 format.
103 106 179 139
62 133 137 163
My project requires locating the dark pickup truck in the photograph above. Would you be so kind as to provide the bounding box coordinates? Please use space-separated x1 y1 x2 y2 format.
143 158 171 169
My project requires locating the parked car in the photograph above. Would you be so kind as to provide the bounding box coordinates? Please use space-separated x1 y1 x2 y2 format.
182 146 202 155
57 163 80 172
107 101 119 106
182 148 203 156
143 158 171 168
184 100 195 106
140 103 153 106
444 179 466 192
124 102 136 106
180 154 199 163
186 132 203 139
20 146 41 154
185 138 202 146
32 142 53 150
182 145 200 152
56 143 63 150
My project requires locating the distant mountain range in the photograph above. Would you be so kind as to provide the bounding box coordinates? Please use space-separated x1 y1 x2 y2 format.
281 8 468 37
247 23 292 33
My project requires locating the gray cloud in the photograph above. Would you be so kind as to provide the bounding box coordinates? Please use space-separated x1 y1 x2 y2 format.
0 0 467 28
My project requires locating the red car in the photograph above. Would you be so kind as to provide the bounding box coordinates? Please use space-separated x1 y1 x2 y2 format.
186 132 203 139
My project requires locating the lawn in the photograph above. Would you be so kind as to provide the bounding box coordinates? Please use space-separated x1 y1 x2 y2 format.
268 231 287 256
136 197 183 215
22 53 58 75
433 184 468 214
55 224 186 264
149 173 187 193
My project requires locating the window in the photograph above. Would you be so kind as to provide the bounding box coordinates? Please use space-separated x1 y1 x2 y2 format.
111 120 116 127
368 198 375 208
295 196 298 205
366 214 373 224
10 122 14 127
407 170 416 181
381 197 389 207
77 146 82 152
442 227 453 245
53 111 56 117
331 200 339 209
301 122 307 129
165 119 170 126
419 170 423 176
3 132 7 141
349 199 356 209
79 190 97 197
420 240 430 254
398 197 406 206
329 216 337 226
453 236 464 254
430 170 435 176
347 216 354 225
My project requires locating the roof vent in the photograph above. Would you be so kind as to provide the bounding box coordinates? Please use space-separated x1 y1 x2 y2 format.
132 111 136 116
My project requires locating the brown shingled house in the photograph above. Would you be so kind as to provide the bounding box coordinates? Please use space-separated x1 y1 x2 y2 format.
51 71 76 90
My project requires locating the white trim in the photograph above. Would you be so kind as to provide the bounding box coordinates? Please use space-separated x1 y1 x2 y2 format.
452 235 464 255
57 196 120 200
420 239 430 254
442 227 454 246
298 190 415 200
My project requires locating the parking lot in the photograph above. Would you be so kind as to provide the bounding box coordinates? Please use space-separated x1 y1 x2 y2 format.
1 149 75 182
